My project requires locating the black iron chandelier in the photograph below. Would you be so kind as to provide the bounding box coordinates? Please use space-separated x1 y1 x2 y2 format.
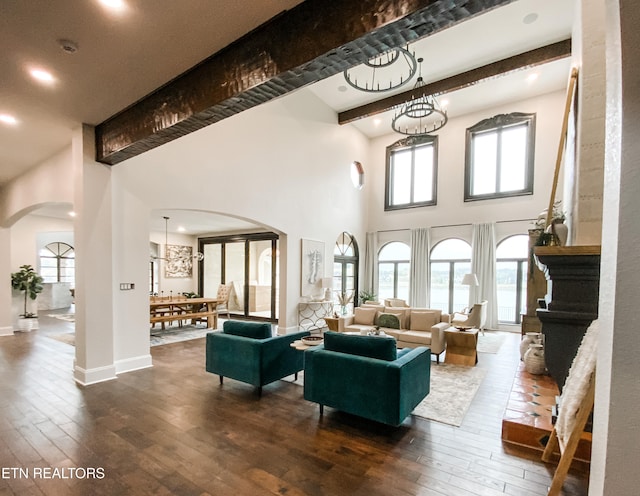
343 46 417 93
391 58 448 135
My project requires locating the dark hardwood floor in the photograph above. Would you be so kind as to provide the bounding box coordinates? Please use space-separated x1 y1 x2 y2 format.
0 313 589 495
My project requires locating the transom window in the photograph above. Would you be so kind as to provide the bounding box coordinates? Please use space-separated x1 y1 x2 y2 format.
377 242 410 301
385 135 437 210
429 239 471 314
465 112 535 201
496 235 528 324
39 242 75 287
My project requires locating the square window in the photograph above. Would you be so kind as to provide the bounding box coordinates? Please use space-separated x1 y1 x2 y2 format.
464 113 535 201
385 135 438 210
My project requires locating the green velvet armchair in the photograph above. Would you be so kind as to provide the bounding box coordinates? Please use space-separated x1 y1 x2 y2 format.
303 332 431 426
205 321 309 395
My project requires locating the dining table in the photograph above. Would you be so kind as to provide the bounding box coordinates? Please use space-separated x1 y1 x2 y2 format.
150 297 222 329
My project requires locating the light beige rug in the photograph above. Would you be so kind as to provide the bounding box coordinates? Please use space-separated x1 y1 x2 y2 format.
283 362 486 427
476 331 506 354
411 363 487 426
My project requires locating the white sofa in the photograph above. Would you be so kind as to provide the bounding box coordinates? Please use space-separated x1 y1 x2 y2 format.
336 303 451 363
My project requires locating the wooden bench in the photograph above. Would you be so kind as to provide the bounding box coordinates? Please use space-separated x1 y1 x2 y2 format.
150 310 217 329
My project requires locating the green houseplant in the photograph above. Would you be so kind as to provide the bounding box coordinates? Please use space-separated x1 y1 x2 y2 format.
11 264 44 321
358 289 377 305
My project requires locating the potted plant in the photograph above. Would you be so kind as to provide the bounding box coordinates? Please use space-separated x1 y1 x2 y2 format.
358 289 378 305
11 264 44 331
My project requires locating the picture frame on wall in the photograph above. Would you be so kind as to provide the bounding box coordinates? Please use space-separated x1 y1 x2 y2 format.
165 244 193 278
301 239 324 297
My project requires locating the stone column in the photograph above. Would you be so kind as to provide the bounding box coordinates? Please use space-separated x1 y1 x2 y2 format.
566 0 606 245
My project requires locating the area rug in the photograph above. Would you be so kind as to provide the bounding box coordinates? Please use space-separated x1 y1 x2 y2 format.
282 363 486 427
47 332 75 346
150 325 213 346
46 325 215 347
411 363 486 426
476 331 506 354
47 313 75 322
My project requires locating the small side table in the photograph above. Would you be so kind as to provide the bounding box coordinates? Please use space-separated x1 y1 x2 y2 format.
444 327 479 366
324 317 339 332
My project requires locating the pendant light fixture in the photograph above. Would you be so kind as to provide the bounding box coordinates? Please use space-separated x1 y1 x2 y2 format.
391 57 448 135
343 46 417 93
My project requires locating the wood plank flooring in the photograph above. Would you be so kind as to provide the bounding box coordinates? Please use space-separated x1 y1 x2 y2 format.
0 314 589 495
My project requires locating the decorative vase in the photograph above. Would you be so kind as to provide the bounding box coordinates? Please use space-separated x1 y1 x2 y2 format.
545 221 568 246
519 332 542 360
16 317 39 332
340 305 347 316
524 343 546 375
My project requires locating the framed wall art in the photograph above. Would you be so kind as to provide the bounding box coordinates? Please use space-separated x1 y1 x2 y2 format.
301 239 324 297
165 244 193 278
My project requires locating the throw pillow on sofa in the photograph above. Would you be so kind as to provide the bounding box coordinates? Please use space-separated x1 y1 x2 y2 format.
409 311 438 331
384 307 410 328
323 331 397 361
223 321 272 339
377 313 401 330
353 306 378 325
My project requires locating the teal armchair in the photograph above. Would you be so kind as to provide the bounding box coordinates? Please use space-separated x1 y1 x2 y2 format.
206 321 309 395
303 332 431 426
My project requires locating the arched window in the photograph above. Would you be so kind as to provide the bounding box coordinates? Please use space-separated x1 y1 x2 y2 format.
429 239 471 313
39 242 75 288
496 234 529 324
333 232 359 309
378 241 410 302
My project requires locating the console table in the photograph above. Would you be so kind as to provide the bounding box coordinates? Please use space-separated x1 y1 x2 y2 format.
298 301 333 331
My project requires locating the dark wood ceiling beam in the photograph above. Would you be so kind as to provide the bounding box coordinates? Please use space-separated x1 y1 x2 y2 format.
95 0 516 165
338 38 572 124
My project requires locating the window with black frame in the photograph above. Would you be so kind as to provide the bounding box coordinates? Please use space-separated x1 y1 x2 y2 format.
385 135 438 211
464 112 535 201
333 232 359 309
39 242 75 288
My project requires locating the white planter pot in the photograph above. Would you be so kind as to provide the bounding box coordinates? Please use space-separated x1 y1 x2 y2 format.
16 318 39 332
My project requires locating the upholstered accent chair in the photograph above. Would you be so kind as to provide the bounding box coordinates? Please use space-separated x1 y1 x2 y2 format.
303 332 431 426
215 284 232 319
205 321 309 395
451 300 488 335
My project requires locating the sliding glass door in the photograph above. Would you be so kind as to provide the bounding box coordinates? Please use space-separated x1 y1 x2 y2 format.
199 233 279 321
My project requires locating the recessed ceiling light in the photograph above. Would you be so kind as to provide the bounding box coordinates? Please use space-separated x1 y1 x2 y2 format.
440 99 450 108
177 226 186 233
527 73 539 83
338 85 348 93
97 0 128 13
29 68 55 84
0 114 18 126
523 13 539 25
68 211 77 217
373 118 382 126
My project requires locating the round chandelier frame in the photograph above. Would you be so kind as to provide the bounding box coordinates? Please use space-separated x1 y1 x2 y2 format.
391 58 448 135
343 46 417 93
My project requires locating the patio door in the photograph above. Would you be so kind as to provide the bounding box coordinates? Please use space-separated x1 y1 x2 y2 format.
199 233 278 321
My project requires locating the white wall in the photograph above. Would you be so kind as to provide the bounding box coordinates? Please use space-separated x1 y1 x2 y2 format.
0 146 74 227
149 229 199 296
9 214 74 271
111 89 369 332
368 90 566 242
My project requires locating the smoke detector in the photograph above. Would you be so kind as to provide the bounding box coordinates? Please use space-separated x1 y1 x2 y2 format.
58 39 79 54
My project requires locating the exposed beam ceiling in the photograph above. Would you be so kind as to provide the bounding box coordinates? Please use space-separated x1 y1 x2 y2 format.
338 38 572 124
96 0 515 165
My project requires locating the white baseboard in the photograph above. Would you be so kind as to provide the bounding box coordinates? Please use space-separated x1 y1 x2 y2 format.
115 354 153 375
73 361 117 386
0 326 14 336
